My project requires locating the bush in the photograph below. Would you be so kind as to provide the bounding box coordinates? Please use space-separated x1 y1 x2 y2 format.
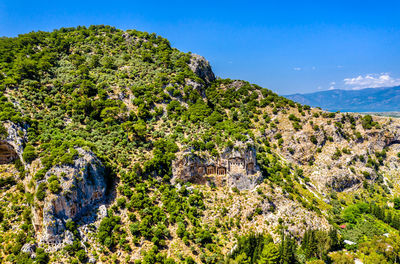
48 175 61 194
98 216 121 249
36 183 47 201
394 197 400 210
22 144 36 163
35 248 49 264
310 135 318 145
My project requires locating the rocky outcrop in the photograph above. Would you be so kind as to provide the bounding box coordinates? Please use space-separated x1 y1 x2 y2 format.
172 143 262 190
33 148 107 247
21 242 36 258
0 122 26 165
188 54 215 84
0 141 18 164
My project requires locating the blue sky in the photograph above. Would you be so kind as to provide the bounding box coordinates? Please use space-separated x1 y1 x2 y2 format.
1 0 400 94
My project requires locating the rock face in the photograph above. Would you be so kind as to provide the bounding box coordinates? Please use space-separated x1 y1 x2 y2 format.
188 54 216 84
21 242 36 258
172 144 262 190
33 148 107 246
0 141 18 164
0 122 26 165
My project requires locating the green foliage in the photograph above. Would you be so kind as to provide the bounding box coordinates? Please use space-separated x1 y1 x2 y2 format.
394 197 400 210
257 243 279 264
310 135 318 145
47 175 61 194
331 148 342 160
2 25 398 264
187 99 212 123
229 233 273 263
22 144 36 163
342 218 383 243
35 248 49 264
0 176 16 188
36 182 46 201
301 228 342 261
361 115 379 129
0 123 8 139
342 203 369 224
97 215 121 249
143 138 179 179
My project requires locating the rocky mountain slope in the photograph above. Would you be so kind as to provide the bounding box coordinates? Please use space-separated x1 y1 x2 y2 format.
0 26 399 263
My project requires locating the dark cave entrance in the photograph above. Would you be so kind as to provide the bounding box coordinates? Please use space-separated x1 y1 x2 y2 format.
0 141 18 164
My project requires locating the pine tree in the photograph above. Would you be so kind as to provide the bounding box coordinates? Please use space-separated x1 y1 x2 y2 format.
235 252 251 264
385 211 392 225
258 243 279 264
392 214 400 229
306 230 317 259
328 228 339 251
279 233 296 264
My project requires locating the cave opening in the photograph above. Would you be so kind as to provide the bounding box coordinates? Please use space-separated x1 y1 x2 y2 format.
386 140 400 148
0 141 18 164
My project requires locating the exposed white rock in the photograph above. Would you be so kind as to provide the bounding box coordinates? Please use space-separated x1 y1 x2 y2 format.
0 121 27 166
21 242 36 257
97 204 108 219
188 54 215 84
33 148 107 247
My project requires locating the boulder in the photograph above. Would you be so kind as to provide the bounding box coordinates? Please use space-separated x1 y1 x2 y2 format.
21 242 36 257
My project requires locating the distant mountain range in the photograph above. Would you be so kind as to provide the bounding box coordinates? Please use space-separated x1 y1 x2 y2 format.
284 86 400 112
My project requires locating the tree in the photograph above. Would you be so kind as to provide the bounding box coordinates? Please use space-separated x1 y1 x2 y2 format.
306 260 324 264
394 197 400 210
36 183 46 201
258 243 279 264
133 119 147 138
235 252 251 264
279 234 296 264
328 228 340 251
22 144 36 163
35 248 49 264
97 216 121 249
328 251 353 264
48 175 61 194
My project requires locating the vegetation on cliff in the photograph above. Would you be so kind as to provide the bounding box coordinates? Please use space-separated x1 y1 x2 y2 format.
0 25 399 263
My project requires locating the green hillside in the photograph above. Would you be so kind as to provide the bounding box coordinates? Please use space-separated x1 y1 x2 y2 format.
0 26 399 264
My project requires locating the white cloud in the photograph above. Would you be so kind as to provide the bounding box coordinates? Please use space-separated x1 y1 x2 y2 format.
293 67 302 71
328 82 336 90
344 73 400 89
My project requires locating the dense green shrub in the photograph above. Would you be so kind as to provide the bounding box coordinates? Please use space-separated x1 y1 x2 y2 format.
22 144 36 163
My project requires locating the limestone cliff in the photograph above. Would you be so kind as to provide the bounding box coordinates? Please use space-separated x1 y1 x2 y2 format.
188 54 216 84
266 111 400 194
32 148 107 246
0 121 26 165
172 143 262 190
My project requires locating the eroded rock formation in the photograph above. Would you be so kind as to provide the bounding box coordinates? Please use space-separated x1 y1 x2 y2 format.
188 54 216 84
33 148 107 247
0 122 26 165
172 144 262 190
0 141 18 164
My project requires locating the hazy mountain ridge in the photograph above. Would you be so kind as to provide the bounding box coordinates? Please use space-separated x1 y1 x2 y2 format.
285 86 400 112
